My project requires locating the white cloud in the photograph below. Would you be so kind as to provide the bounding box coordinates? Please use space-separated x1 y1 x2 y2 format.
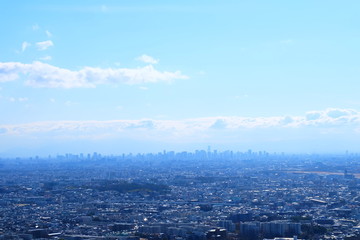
136 54 159 64
39 56 52 61
21 41 31 52
36 40 54 51
303 108 359 126
45 30 52 38
0 72 19 82
0 109 359 140
8 97 28 102
326 108 357 118
0 61 188 88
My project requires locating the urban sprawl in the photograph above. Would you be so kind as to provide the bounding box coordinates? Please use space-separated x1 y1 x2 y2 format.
1 150 360 240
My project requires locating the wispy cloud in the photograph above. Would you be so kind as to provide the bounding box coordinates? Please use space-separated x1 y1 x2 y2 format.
136 54 159 64
39 56 52 61
21 41 31 52
0 61 188 88
9 97 28 102
36 40 54 51
18 97 28 102
45 30 52 38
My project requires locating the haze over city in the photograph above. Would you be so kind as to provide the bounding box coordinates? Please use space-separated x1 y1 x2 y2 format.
1 1 360 156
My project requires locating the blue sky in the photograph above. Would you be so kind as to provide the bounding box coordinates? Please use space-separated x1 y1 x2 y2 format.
1 1 360 156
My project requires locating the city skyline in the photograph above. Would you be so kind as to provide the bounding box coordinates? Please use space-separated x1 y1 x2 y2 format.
1 1 360 156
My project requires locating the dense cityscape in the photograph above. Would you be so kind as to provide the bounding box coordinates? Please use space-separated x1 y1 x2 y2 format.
1 150 360 240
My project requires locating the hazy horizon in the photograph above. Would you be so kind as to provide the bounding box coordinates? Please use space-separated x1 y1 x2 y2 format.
1 1 360 157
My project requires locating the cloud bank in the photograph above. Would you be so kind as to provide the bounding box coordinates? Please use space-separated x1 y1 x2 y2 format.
0 108 359 155
0 108 359 138
0 61 188 88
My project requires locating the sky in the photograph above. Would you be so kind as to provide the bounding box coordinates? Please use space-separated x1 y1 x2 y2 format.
1 1 360 157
